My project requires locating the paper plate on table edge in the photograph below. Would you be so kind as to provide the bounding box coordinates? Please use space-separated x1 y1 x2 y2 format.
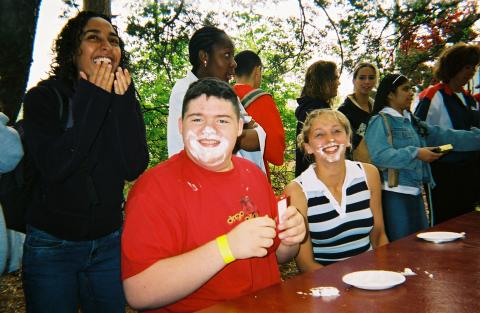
342 270 406 290
416 231 464 243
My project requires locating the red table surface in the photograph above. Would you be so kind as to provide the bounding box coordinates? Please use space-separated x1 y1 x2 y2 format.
197 211 480 313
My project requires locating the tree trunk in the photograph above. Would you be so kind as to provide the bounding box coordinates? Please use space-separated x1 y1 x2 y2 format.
0 0 41 124
83 0 111 17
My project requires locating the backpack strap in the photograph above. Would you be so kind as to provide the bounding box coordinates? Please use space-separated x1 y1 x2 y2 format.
378 112 399 188
51 86 97 205
240 88 270 109
51 86 69 130
378 112 393 145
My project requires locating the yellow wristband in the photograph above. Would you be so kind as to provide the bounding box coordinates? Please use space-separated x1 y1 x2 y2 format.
216 235 235 264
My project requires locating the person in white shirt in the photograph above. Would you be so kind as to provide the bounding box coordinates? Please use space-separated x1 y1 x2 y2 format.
285 109 387 271
167 26 266 172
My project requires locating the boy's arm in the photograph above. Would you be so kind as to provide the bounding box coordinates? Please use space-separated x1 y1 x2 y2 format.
123 238 225 310
237 127 261 151
123 216 277 310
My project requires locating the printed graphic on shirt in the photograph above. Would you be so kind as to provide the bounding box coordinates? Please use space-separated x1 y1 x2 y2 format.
227 196 259 225
357 123 366 137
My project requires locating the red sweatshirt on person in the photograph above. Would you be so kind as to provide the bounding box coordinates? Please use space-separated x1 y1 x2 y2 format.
233 84 286 182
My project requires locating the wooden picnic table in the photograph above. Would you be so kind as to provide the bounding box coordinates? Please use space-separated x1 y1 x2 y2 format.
198 211 480 313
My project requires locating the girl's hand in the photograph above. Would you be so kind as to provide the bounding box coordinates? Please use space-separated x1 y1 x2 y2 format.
79 62 114 93
417 147 442 163
114 67 131 95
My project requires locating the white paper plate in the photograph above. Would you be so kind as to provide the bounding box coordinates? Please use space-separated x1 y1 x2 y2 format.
342 270 406 290
416 231 464 243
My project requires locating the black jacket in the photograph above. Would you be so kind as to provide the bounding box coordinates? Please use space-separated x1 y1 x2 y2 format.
338 95 372 150
294 96 329 177
23 78 149 240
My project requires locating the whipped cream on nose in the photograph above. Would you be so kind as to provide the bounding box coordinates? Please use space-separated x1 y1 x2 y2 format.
315 141 345 163
187 127 229 167
201 126 217 138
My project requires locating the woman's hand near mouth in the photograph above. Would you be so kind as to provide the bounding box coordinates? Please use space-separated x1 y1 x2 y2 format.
114 67 131 95
80 61 114 93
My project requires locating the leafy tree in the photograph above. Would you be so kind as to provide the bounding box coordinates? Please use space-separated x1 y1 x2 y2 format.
123 0 480 193
124 1 333 192
316 0 480 85
225 9 317 193
125 0 204 164
395 1 479 87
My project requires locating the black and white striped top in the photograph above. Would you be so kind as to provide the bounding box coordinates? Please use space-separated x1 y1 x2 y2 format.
294 160 374 265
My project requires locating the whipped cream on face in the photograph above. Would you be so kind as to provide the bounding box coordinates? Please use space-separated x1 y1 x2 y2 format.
187 126 229 167
310 286 340 297
315 141 346 163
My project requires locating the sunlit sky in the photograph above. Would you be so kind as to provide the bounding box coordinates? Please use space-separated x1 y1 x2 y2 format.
28 0 353 96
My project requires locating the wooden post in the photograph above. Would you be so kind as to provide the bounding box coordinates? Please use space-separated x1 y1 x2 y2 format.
83 0 111 17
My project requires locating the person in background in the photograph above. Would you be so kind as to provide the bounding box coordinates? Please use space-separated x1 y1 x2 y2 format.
295 60 339 177
414 42 480 224
285 109 388 272
0 110 23 173
365 74 480 241
122 78 306 312
233 50 285 182
22 11 149 312
338 62 378 154
0 110 24 275
167 26 265 173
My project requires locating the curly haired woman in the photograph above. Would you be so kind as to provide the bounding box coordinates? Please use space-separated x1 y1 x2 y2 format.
21 11 149 312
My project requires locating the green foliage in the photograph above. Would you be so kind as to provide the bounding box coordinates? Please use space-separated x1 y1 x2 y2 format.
224 7 313 191
123 0 479 193
331 0 480 86
125 1 205 166
125 1 308 193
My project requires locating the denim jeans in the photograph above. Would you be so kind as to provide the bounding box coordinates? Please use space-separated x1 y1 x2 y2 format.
382 191 428 241
22 225 125 313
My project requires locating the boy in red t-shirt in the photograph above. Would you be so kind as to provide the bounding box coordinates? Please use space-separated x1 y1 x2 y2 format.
121 78 306 313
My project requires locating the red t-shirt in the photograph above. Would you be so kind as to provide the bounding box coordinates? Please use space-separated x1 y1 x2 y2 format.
122 151 281 312
233 84 286 181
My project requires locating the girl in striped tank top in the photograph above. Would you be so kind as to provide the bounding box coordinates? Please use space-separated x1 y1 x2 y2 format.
285 109 388 272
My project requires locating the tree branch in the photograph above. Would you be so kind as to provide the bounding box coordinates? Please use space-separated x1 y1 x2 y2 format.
314 0 344 74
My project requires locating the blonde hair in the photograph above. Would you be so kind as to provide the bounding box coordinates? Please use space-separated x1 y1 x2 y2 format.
297 109 352 153
353 62 378 80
